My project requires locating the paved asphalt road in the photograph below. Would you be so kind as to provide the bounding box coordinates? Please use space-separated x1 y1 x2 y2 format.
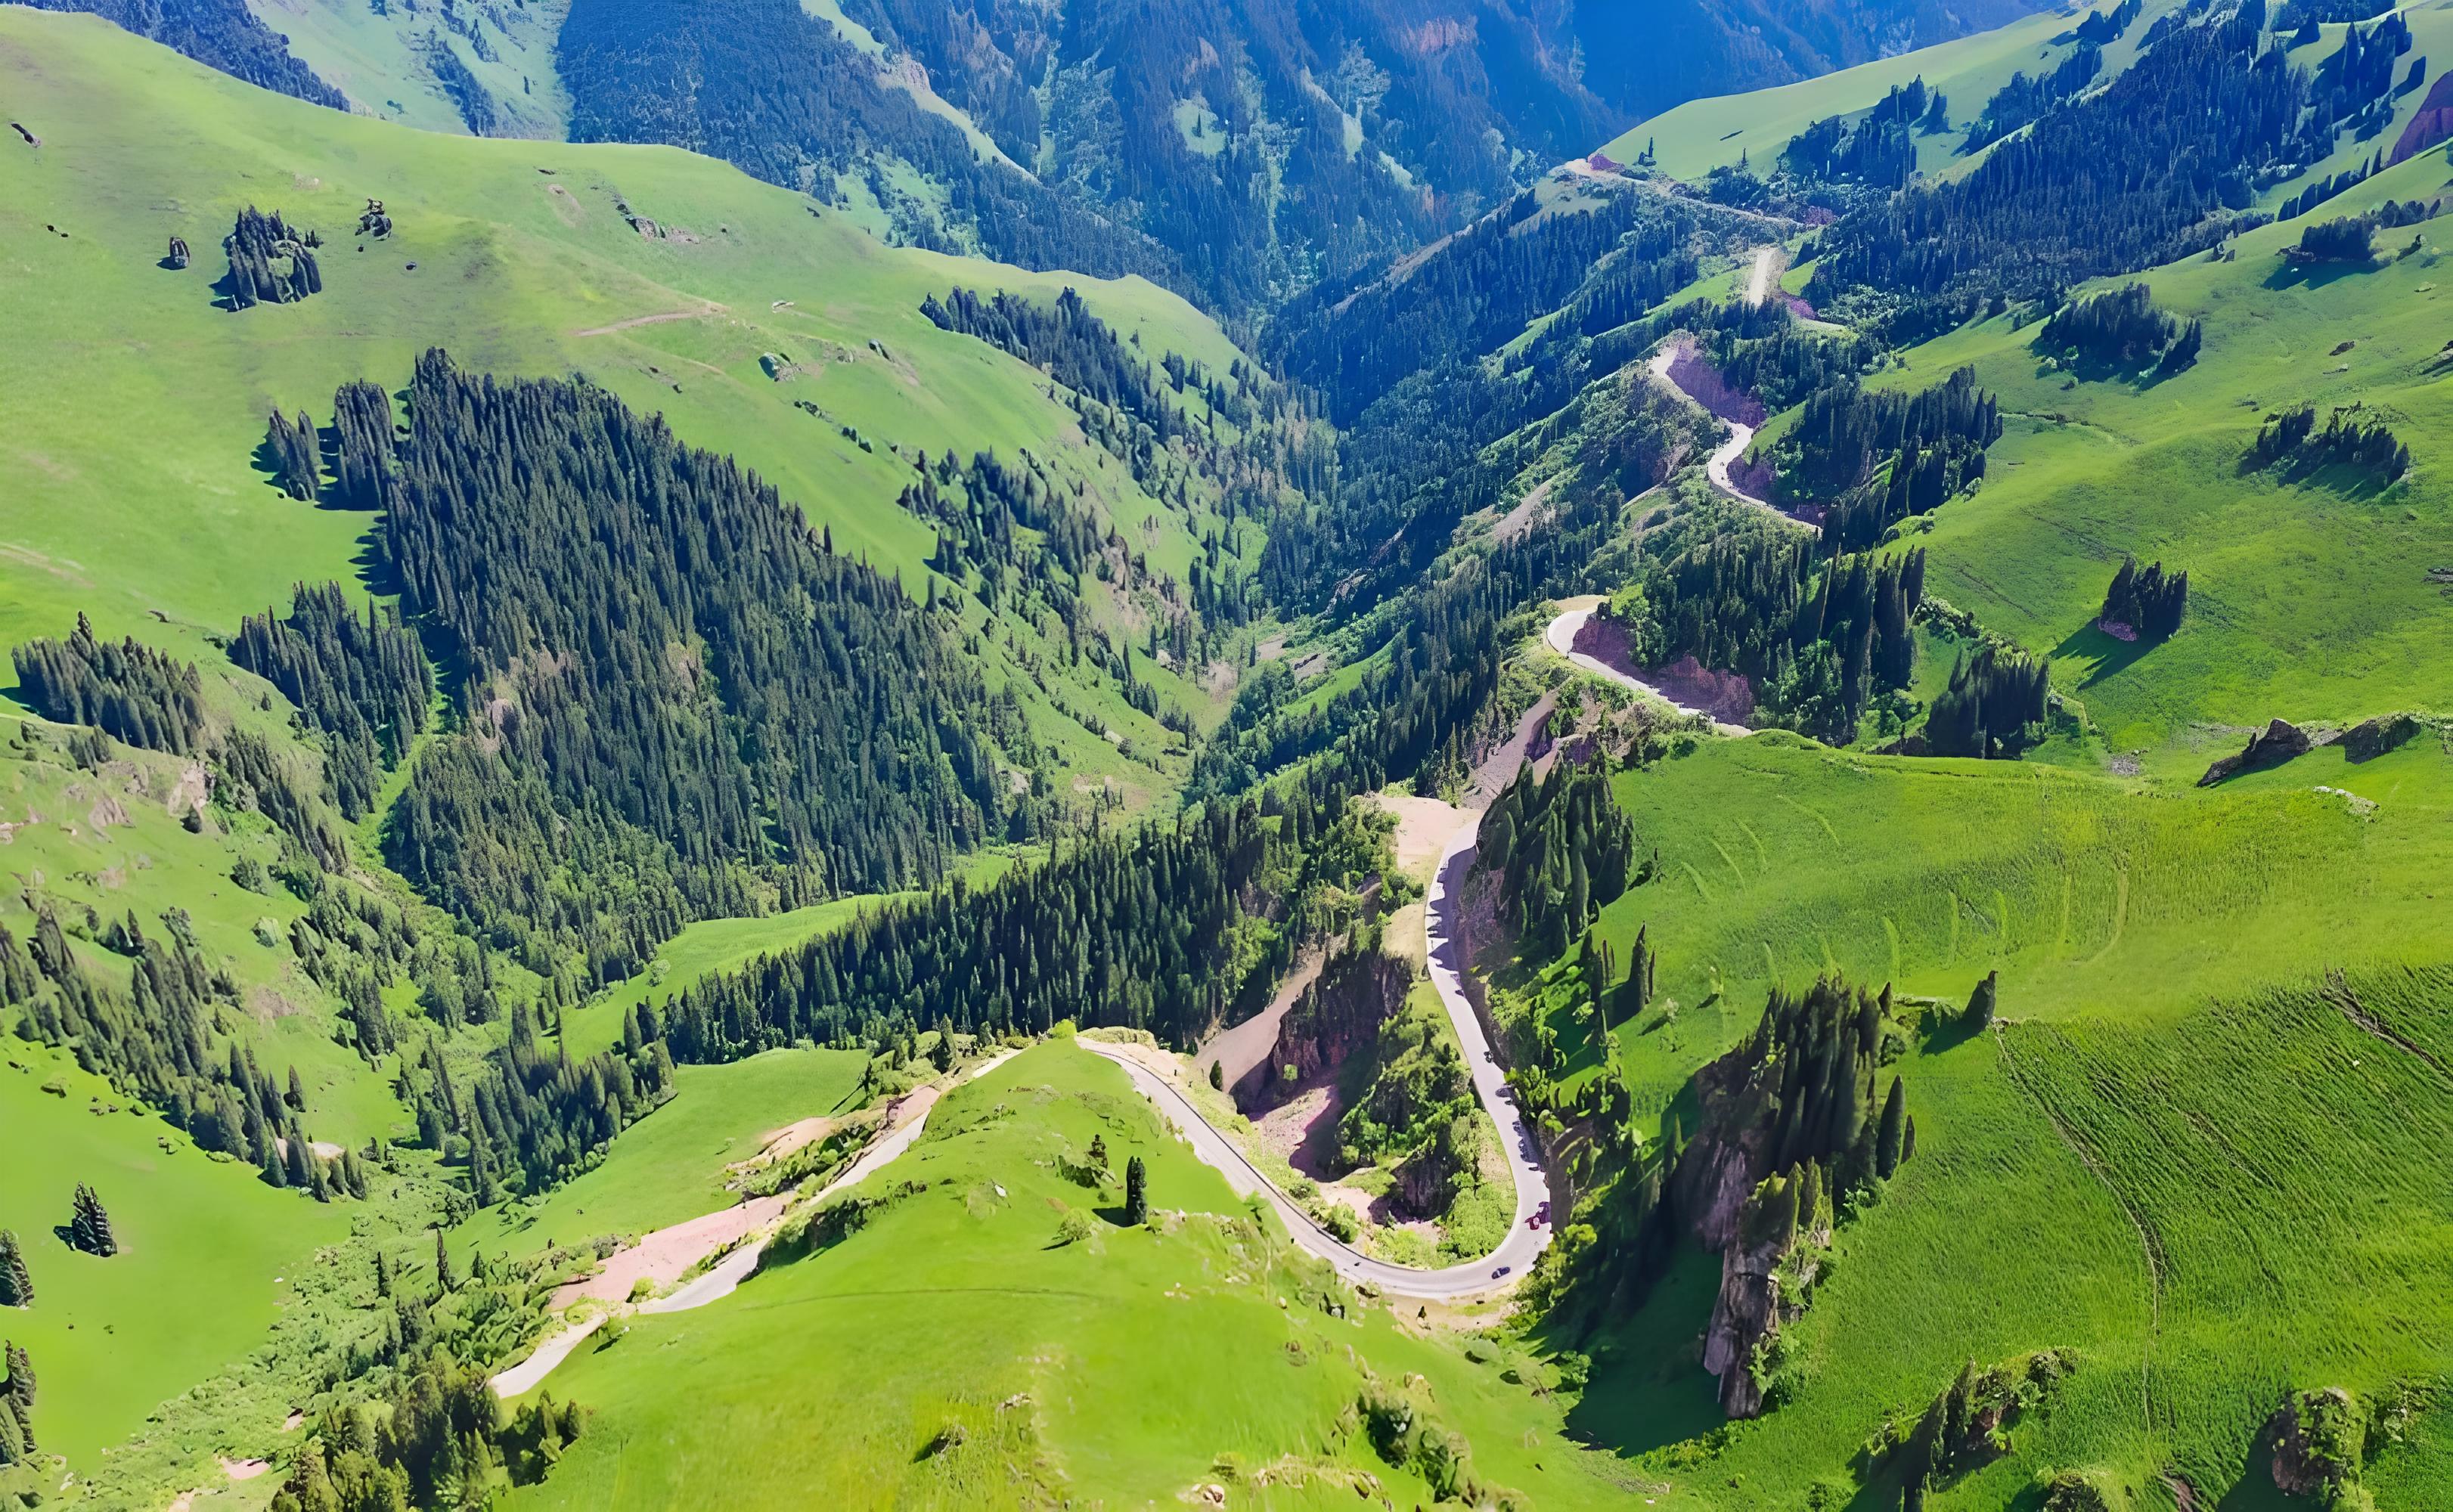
1081 810 1555 1300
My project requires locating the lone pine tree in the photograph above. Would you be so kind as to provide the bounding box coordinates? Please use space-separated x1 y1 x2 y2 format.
67 1184 116 1257
1965 970 1999 1030
1876 1077 1909 1181
0 1232 28 1308
1123 1156 1149 1225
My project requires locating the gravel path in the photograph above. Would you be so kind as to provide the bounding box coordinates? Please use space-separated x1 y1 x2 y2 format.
488 1050 1019 1398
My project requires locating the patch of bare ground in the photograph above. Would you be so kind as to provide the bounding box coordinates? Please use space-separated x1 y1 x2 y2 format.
550 1194 792 1309
1368 792 1466 884
1491 479 1552 544
737 1113 842 1171
1198 946 1326 1092
1251 1080 1343 1179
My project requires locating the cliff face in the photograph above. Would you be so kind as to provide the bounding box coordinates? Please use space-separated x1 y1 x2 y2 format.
1699 1219 1790 1418
1244 946 1413 1113
1673 979 1888 1418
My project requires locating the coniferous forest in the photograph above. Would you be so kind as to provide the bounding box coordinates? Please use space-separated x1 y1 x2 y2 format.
370 350 1016 978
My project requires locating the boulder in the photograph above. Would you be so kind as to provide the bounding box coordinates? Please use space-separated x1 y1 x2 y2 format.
2342 711 2420 764
2198 718 2315 786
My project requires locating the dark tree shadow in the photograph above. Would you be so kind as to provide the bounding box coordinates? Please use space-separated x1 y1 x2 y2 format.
2051 622 2155 691
2262 258 2375 293
1552 1246 1726 1458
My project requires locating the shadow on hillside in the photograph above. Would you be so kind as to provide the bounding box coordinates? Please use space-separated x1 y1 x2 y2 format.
2231 451 2404 501
2028 348 2188 392
1545 1246 1725 1460
2053 622 2154 691
2261 258 2377 293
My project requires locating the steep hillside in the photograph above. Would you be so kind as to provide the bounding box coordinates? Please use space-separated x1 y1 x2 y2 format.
1850 145 2453 775
0 7 1264 806
1483 727 2453 1507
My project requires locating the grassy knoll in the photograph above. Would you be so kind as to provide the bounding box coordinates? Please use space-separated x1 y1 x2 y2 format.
456 1046 870 1259
0 9 1247 797
501 1041 1642 1510
1857 146 2453 776
0 1037 349 1475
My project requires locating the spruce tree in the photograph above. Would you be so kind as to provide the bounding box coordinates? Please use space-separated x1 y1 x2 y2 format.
286 1065 306 1110
1876 1077 1907 1180
0 1232 29 1308
1208 1060 1223 1090
1123 1156 1149 1225
68 1185 117 1257
1965 970 1997 1030
929 1018 955 1073
284 1129 315 1191
5 1339 31 1416
434 1229 457 1294
0 1393 22 1466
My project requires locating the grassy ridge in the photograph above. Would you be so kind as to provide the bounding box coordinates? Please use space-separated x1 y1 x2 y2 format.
502 1042 1639 1510
0 8 1245 794
1611 0 2451 208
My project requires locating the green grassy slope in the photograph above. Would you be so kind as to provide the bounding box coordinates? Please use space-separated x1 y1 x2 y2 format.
456 1046 869 1259
0 1038 350 1473
0 8 1248 791
0 711 417 1146
1856 146 2453 775
1611 1 2446 208
1600 3 2135 181
244 0 574 138
502 1042 1642 1510
1564 732 2453 1129
1571 961 2453 1507
1503 727 2453 1504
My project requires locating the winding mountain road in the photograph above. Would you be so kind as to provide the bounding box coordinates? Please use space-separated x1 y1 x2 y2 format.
1648 339 1776 513
1544 598 1751 735
1083 812 1552 1299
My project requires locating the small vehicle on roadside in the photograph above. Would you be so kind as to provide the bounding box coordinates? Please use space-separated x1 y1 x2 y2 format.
1491 1265 1512 1280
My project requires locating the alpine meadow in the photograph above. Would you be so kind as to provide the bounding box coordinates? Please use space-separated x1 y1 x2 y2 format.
1 0 2448 1507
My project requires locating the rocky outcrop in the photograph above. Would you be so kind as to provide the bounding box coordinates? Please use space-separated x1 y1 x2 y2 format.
1245 945 1411 1112
1698 1168 1822 1419
1571 613 1757 724
2391 72 2453 166
2197 717 2318 785
2268 1387 2369 1504
2343 711 2420 764
1699 1214 1786 1415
